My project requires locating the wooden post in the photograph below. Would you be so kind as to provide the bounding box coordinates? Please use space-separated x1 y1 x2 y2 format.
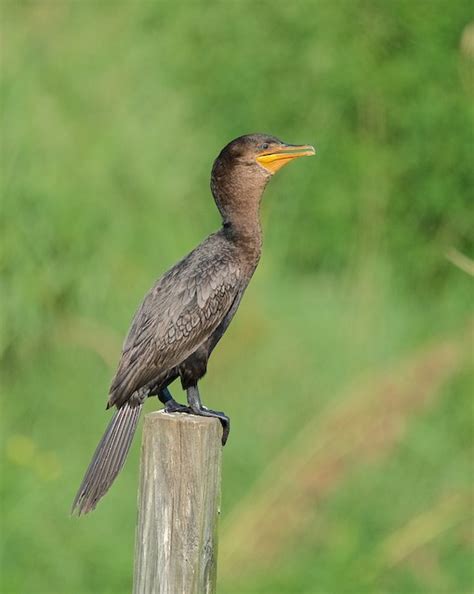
133 411 222 594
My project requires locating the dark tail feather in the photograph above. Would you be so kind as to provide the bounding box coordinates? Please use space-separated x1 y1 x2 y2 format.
72 401 143 516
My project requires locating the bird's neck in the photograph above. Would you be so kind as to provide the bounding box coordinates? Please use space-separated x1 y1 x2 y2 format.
216 189 262 262
222 212 263 262
211 162 269 263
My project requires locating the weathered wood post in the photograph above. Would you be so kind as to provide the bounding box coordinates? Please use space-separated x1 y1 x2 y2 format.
133 411 222 594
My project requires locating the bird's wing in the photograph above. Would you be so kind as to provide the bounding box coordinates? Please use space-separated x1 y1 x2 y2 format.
108 242 241 408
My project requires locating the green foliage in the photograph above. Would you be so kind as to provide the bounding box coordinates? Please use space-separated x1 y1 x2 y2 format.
1 2 472 593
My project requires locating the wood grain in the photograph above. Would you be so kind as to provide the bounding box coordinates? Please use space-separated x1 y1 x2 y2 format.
133 411 222 594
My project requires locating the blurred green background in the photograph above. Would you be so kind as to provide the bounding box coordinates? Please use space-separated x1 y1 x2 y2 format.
1 1 473 593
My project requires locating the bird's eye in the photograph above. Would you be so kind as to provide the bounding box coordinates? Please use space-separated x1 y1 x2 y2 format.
259 143 269 150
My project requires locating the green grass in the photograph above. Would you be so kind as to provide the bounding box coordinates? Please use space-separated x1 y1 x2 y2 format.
1 2 473 593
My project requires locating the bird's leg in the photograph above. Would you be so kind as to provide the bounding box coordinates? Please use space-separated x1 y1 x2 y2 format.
159 386 192 414
186 384 230 445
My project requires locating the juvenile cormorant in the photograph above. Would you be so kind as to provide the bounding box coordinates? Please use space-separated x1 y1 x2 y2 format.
72 134 315 515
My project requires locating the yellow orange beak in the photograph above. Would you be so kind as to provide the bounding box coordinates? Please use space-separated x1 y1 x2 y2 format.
256 143 316 174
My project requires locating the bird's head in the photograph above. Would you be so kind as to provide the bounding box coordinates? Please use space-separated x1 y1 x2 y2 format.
216 133 315 176
211 133 315 227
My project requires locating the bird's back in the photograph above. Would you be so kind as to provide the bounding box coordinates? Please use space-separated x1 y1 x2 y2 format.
108 232 242 408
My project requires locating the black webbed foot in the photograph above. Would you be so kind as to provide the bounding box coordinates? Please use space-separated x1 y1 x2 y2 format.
186 385 230 445
193 406 230 445
158 387 192 414
164 399 193 414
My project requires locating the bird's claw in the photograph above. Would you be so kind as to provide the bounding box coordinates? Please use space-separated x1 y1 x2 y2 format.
192 406 230 446
210 409 230 446
165 400 230 444
164 400 193 414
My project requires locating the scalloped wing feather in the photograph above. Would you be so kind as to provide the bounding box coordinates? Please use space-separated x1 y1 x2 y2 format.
108 236 241 408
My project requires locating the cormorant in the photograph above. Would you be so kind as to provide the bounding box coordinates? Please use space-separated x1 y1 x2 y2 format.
72 134 315 515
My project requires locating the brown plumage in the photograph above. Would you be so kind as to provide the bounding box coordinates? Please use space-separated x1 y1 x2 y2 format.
72 134 315 515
